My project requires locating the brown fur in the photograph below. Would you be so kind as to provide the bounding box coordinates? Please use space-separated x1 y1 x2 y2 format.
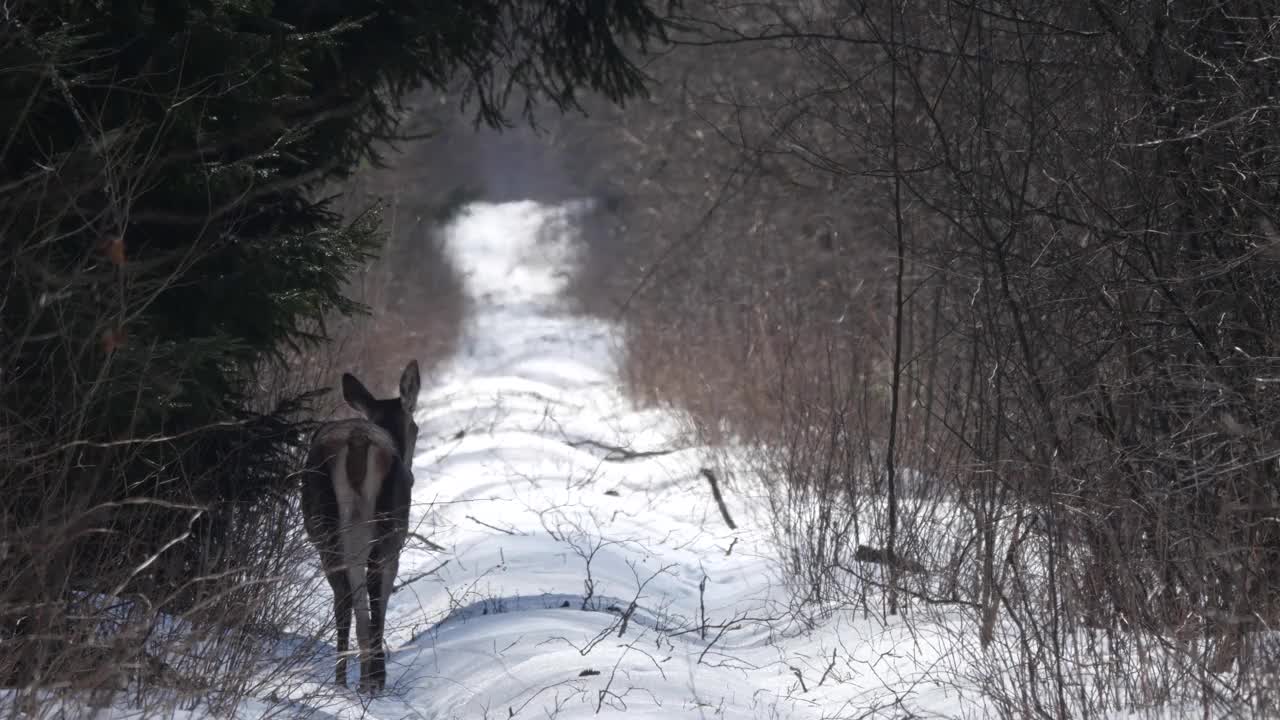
300 361 420 694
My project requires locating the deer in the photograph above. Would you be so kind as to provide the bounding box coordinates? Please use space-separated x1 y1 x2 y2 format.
300 360 420 693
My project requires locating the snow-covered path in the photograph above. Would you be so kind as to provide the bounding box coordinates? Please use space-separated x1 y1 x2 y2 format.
254 201 982 720
6 204 1223 720
274 198 1230 720
355 201 805 719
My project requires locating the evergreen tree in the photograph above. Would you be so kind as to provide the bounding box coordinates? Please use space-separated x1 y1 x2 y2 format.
0 0 670 690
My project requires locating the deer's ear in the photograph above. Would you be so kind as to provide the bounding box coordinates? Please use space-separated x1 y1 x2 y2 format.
342 373 376 415
399 360 421 412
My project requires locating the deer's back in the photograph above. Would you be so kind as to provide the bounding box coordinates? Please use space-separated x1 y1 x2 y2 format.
301 419 410 550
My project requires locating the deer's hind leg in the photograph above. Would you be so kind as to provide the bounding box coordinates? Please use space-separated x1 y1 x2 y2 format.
367 464 412 691
366 542 390 691
323 567 354 687
302 454 355 688
366 526 405 691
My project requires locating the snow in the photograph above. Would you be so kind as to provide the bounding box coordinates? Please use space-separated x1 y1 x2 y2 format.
13 200 1221 719
283 199 979 720
372 201 809 718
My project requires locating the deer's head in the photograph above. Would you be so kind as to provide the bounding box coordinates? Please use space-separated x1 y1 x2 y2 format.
341 360 421 461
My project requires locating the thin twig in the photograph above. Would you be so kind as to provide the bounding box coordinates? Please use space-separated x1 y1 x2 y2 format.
565 437 687 462
699 573 708 641
697 621 737 665
408 531 445 552
790 666 808 693
699 468 737 529
465 515 518 535
393 559 450 593
817 649 838 687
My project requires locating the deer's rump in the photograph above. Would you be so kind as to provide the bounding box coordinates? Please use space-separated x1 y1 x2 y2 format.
301 420 410 558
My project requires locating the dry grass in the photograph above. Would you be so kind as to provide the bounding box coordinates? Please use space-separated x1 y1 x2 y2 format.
0 373 342 718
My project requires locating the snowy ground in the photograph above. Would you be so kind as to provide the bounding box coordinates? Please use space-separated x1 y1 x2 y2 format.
256 200 984 720
19 200 1221 719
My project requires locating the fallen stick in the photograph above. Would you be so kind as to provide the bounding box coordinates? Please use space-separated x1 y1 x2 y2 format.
409 531 445 552
467 514 518 535
393 559 450 592
566 438 686 462
699 468 737 530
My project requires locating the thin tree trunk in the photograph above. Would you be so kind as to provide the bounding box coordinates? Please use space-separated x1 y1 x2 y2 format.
884 0 906 617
